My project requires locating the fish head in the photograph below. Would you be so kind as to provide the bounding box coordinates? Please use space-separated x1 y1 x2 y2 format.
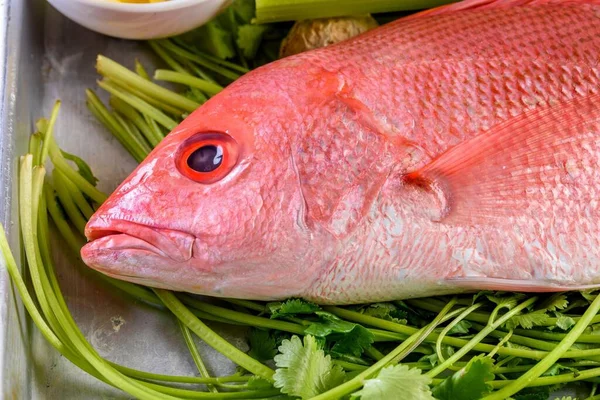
81 63 337 300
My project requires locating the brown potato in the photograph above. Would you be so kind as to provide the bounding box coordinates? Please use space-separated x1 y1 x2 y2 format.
279 16 379 58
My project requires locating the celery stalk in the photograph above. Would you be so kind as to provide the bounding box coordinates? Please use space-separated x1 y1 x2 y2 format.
254 0 457 23
96 55 199 113
154 70 223 96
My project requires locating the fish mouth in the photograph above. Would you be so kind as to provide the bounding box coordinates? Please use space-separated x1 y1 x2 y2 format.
82 219 195 264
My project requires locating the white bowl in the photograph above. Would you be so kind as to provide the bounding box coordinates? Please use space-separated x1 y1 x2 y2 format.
47 0 232 40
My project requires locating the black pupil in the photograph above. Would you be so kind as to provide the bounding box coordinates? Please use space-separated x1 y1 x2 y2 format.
187 145 223 173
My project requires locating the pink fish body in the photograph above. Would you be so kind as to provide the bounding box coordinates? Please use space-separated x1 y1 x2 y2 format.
82 0 600 304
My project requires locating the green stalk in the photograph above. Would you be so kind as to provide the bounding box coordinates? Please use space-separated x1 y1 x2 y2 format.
19 158 174 399
97 55 199 113
59 172 95 220
52 169 88 235
154 40 245 80
135 59 151 80
113 112 152 155
154 289 275 381
178 320 218 393
109 96 162 147
325 306 547 360
312 299 458 400
484 294 600 399
154 70 223 96
86 92 146 162
0 224 108 383
29 132 42 165
107 75 187 117
98 79 179 130
469 322 559 351
110 363 252 384
149 40 191 75
178 295 306 335
48 140 107 204
39 101 61 165
427 297 538 378
435 302 483 363
223 299 267 313
255 0 457 23
44 183 87 255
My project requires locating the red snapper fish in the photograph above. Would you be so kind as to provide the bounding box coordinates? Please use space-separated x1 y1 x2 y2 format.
82 0 600 304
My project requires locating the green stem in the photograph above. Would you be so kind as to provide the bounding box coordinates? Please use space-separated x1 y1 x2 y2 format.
154 289 275 381
435 302 483 364
154 70 223 96
178 320 218 393
96 55 199 113
325 306 547 360
178 295 306 335
86 90 146 162
427 297 538 378
48 136 108 204
39 101 61 165
135 59 151 80
312 299 458 400
484 294 600 399
110 96 162 148
52 169 88 235
254 0 456 23
58 172 95 220
111 363 252 384
154 40 244 81
98 79 178 131
223 299 267 313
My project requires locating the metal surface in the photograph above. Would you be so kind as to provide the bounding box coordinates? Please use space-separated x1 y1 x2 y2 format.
0 1 243 398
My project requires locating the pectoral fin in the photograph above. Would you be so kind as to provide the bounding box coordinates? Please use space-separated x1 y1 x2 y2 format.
405 92 600 225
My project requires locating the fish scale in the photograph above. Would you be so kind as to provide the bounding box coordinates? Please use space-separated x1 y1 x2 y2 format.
83 0 600 304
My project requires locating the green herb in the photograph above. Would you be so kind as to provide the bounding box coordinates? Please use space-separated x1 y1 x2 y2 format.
304 311 375 357
248 329 278 362
269 298 321 318
431 355 495 400
273 335 346 399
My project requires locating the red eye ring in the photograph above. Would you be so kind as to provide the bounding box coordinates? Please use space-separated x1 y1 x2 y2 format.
175 132 239 184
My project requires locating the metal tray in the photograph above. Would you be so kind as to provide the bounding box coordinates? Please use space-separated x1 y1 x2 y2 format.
0 1 244 398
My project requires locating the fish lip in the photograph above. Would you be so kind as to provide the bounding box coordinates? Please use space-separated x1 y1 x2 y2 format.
84 219 195 263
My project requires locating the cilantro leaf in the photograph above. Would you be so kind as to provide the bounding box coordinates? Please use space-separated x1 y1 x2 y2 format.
274 335 346 399
352 365 434 400
431 355 495 400
247 329 278 362
485 292 526 311
541 363 579 377
304 311 374 357
555 314 576 331
268 299 321 319
60 150 99 186
358 303 408 324
237 25 270 59
445 320 472 335
419 346 455 367
538 294 569 312
504 310 550 330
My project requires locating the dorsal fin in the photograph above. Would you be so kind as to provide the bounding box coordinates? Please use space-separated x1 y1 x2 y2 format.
407 0 600 21
405 91 600 225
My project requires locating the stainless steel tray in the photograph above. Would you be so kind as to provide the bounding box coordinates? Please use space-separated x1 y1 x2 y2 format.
0 1 243 398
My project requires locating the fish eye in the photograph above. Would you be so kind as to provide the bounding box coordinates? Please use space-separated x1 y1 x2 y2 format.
176 132 239 184
187 145 223 173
